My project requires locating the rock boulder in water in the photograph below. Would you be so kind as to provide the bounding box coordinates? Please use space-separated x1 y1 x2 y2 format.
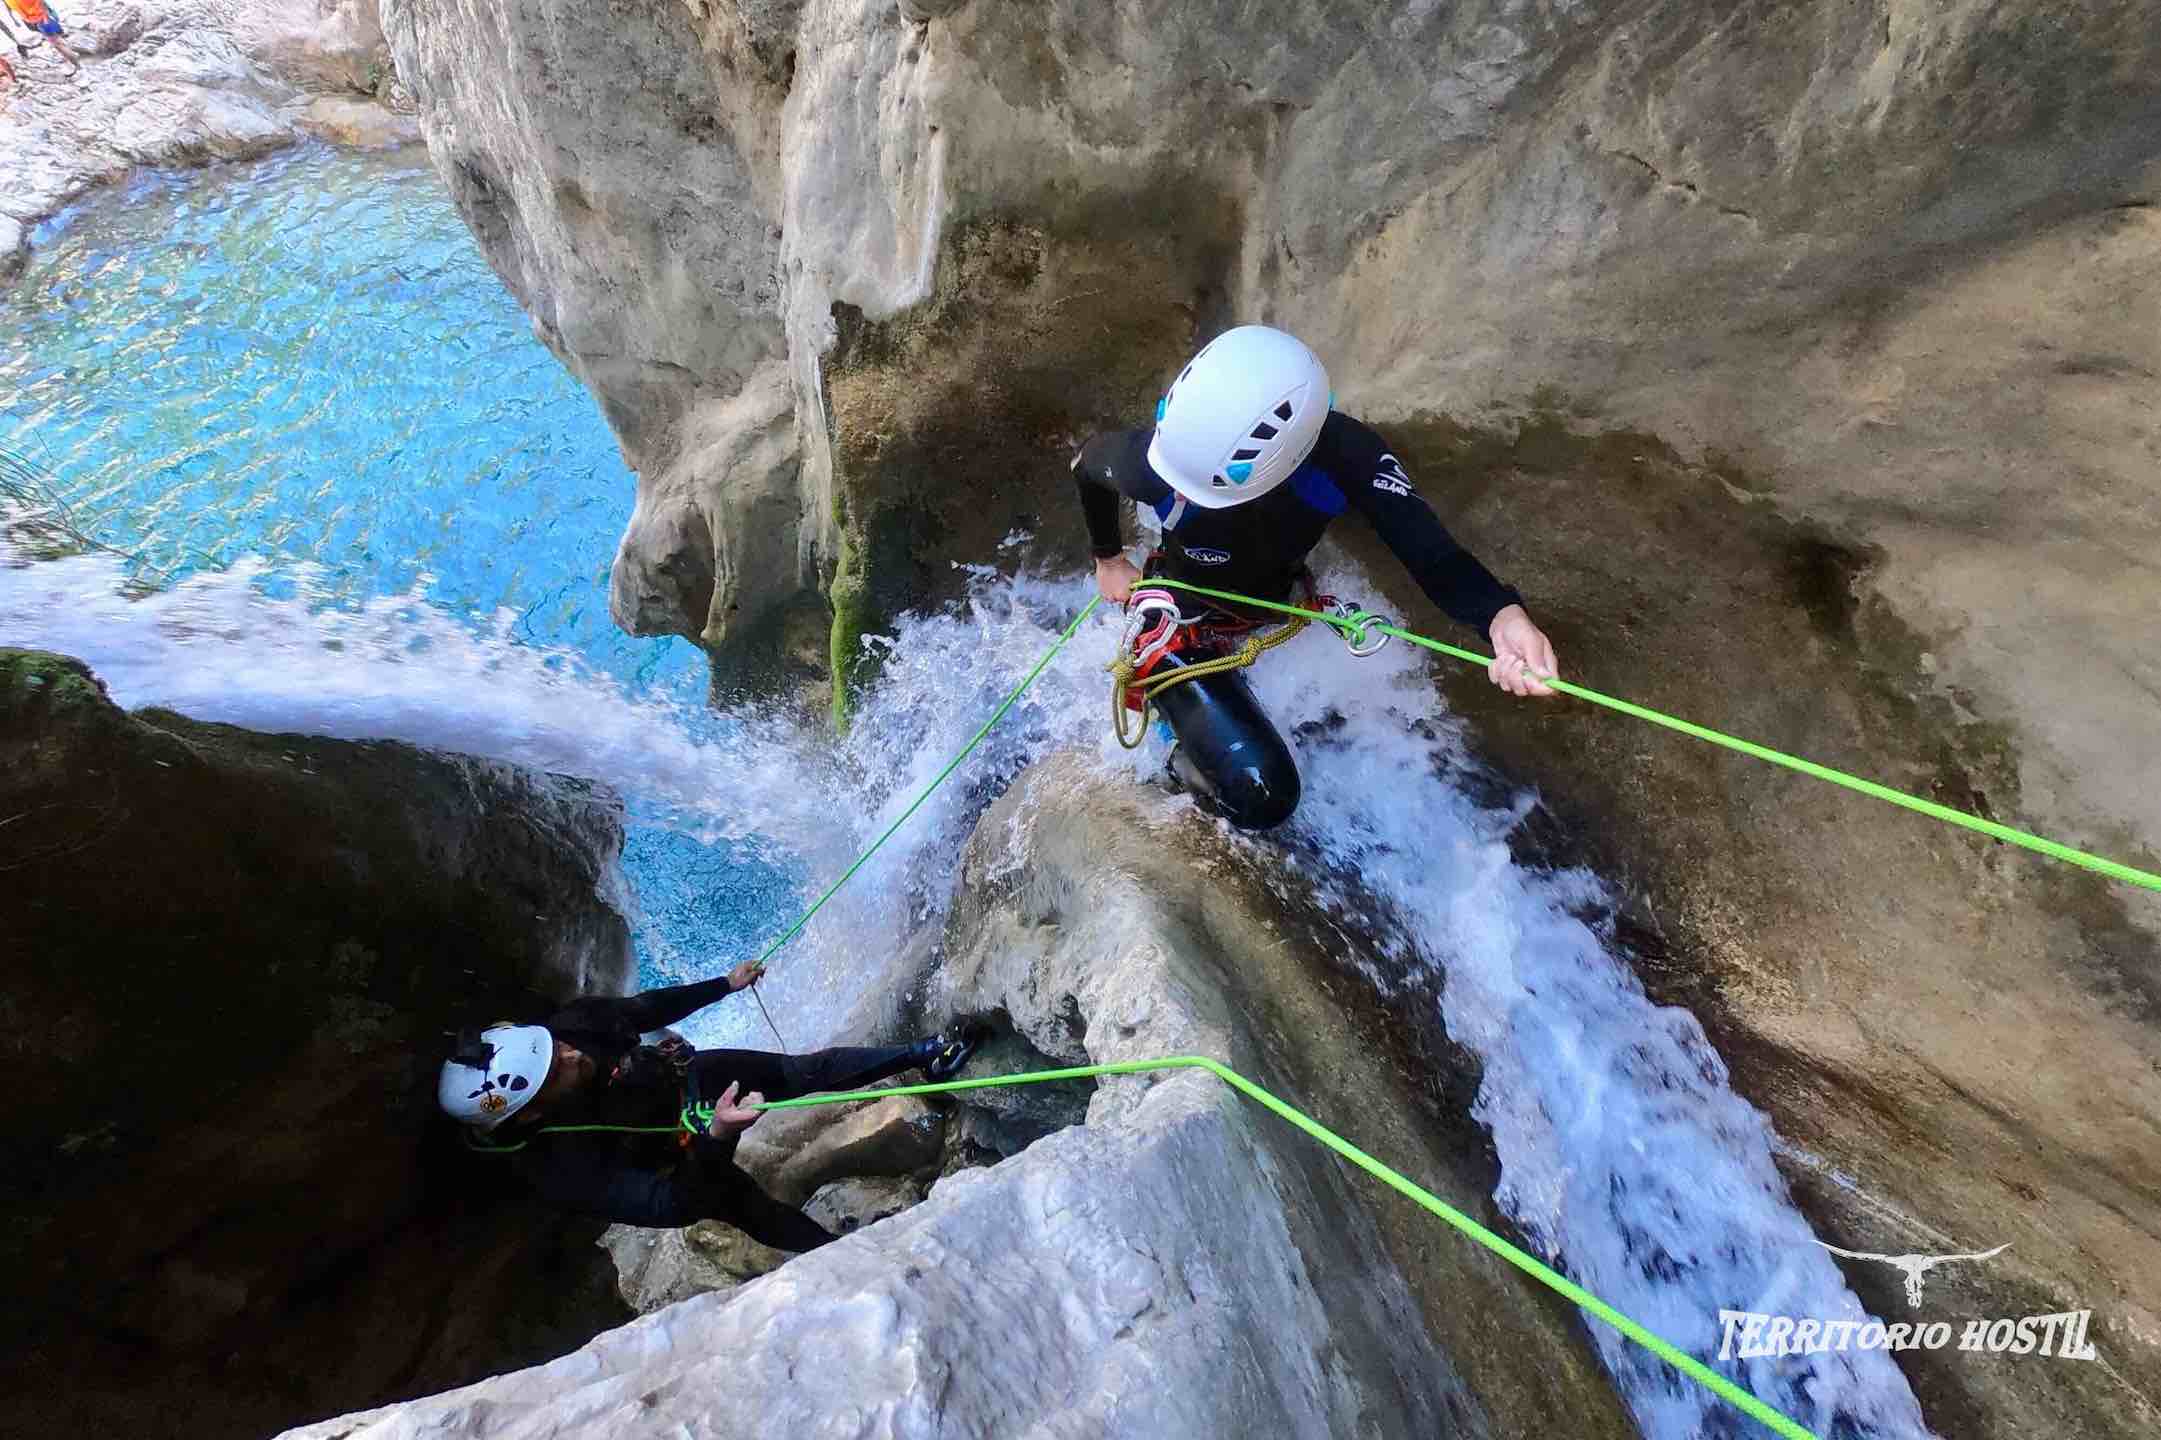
0 650 638 1438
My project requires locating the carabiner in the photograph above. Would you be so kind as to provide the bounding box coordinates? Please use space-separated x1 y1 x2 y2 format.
1326 600 1391 658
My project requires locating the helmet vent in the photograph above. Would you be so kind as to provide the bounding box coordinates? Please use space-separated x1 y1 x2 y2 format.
1144 325 1327 510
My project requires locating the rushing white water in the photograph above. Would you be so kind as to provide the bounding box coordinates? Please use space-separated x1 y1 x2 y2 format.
0 529 1933 1438
1257 559 1937 1439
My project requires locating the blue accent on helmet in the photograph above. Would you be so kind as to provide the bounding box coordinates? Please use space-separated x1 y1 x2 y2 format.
1156 396 1168 422
1328 390 1336 409
1225 461 1255 484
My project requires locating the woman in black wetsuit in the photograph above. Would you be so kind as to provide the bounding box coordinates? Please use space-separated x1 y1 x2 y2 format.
438 960 980 1252
1073 324 1560 829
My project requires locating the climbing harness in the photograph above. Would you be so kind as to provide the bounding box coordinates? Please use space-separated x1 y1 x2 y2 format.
1108 585 1309 748
1107 574 1391 749
463 1105 732 1155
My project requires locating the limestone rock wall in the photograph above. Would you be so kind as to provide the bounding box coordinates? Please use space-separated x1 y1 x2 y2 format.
379 0 2158 857
371 3 2161 1433
383 0 795 667
0 651 636 1439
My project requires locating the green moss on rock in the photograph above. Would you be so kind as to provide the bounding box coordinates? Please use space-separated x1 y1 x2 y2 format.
827 528 869 734
0 648 110 713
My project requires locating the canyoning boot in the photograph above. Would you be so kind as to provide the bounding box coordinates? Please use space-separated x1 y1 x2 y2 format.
920 1024 987 1082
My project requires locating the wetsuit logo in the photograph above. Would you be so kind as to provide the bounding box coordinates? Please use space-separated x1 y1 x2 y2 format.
1372 455 1413 497
1182 546 1232 565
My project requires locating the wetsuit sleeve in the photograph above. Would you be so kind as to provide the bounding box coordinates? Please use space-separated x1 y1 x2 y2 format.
514 1130 744 1229
1334 421 1522 633
549 975 737 1039
1071 431 1168 559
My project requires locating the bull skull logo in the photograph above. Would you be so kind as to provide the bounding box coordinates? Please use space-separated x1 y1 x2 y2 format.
1816 1241 2010 1308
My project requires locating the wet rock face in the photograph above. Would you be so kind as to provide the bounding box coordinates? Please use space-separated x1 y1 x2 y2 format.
380 1 2159 1431
1349 422 2161 1440
283 755 1637 1440
0 651 636 1439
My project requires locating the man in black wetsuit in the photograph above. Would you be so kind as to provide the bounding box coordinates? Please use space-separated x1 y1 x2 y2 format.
438 958 981 1252
1074 324 1559 828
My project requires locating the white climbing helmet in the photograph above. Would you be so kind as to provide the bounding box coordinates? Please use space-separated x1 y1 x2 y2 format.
438 1024 554 1130
1146 325 1331 509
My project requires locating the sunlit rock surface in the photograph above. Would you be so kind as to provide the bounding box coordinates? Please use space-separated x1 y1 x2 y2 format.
382 5 2161 1430
0 0 412 277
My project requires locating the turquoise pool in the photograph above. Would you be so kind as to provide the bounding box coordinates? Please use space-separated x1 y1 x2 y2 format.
0 142 791 993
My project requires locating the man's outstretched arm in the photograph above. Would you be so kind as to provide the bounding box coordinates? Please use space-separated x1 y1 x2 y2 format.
552 958 765 1037
1338 424 1558 697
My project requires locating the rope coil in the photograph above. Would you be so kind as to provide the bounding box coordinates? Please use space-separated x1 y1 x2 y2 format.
1108 587 1309 748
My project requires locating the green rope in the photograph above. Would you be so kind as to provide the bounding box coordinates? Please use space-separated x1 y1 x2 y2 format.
480 1064 1819 1433
745 595 1103 977
676 1058 1816 1440
1140 576 2161 895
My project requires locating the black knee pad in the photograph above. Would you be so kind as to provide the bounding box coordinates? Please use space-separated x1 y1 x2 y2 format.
1155 666 1302 830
